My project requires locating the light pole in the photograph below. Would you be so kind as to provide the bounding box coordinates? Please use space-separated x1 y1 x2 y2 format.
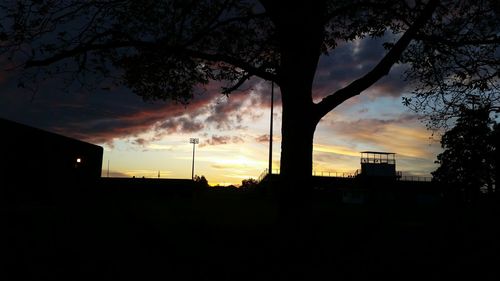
268 81 274 175
190 138 199 180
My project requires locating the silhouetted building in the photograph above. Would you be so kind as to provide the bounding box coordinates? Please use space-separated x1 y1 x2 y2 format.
358 151 400 179
0 118 103 189
310 151 440 205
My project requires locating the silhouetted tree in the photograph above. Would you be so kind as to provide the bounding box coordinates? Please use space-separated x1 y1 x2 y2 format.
194 175 209 187
432 106 496 203
1 0 499 195
241 178 258 189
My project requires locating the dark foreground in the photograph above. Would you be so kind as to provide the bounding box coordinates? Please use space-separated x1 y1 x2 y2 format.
6 182 500 280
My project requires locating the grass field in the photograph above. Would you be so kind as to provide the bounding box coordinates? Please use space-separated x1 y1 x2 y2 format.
6 184 500 280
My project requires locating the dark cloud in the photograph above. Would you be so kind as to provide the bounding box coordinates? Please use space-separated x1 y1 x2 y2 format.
313 33 409 101
332 115 413 133
0 32 410 146
205 98 242 130
203 90 264 131
204 135 231 146
102 170 130 178
200 134 246 147
133 138 148 146
255 134 270 143
0 68 241 144
232 136 244 143
0 71 210 142
157 116 204 134
326 113 420 145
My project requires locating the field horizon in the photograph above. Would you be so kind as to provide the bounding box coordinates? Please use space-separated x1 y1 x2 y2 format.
7 181 500 280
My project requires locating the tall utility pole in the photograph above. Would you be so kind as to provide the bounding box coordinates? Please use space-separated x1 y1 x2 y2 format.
190 138 199 180
268 81 274 175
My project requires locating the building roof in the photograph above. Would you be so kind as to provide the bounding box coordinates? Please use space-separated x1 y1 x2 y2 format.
360 151 396 155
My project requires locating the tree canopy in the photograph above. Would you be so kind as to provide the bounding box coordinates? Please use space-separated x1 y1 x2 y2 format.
1 0 499 188
401 1 500 128
432 105 496 201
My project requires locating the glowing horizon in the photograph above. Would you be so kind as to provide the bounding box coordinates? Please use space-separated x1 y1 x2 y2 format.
98 90 442 186
1 36 443 186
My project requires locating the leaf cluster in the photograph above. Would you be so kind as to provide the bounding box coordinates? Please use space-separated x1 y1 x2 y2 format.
401 0 500 128
1 0 277 101
432 105 497 191
1 0 498 116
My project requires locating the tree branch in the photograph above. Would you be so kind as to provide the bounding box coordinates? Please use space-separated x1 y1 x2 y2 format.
25 39 278 83
24 40 141 67
177 48 277 82
413 34 500 47
314 0 440 122
221 72 252 94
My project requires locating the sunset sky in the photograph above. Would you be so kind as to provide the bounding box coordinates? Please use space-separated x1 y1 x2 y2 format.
0 36 442 185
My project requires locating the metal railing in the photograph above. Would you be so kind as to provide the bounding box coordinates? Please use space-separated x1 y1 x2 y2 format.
257 168 358 183
397 176 432 182
257 168 432 183
257 169 269 183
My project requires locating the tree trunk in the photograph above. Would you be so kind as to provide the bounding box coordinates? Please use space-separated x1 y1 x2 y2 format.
275 81 317 275
272 2 324 194
263 2 324 273
279 85 316 197
268 7 325 248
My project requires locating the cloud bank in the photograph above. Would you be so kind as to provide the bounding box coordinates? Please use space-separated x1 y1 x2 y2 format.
1 34 416 150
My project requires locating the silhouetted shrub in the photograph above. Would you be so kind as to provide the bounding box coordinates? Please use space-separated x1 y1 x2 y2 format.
194 175 209 188
241 178 258 189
